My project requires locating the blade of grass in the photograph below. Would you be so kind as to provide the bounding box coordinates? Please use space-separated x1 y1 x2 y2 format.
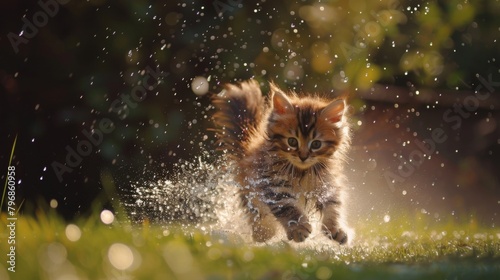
1 134 18 211
99 168 129 223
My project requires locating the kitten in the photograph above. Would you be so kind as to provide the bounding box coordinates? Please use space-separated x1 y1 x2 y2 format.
212 80 350 244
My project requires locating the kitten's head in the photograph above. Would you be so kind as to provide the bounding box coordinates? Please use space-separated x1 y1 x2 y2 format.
267 84 348 171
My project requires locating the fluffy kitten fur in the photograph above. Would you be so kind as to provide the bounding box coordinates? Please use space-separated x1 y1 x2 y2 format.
212 80 350 244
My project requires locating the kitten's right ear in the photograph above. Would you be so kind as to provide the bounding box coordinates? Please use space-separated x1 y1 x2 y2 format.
321 99 345 124
271 87 294 115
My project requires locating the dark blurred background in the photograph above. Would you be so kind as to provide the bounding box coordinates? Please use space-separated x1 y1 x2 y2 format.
1 0 499 226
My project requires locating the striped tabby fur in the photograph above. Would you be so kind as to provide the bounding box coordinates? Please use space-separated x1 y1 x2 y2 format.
212 80 350 244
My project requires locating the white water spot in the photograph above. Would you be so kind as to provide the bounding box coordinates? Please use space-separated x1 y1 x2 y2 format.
50 199 58 209
191 76 209 96
316 266 333 279
100 209 115 224
108 243 135 270
384 214 391 223
46 243 67 265
65 224 82 242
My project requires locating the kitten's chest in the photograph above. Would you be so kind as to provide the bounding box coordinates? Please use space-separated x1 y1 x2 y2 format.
287 172 323 193
295 189 321 213
285 175 324 207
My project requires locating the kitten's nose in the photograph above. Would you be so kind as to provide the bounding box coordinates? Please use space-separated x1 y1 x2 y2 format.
299 154 308 162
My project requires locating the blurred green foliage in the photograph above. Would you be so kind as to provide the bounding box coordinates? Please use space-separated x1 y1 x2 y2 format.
1 212 499 279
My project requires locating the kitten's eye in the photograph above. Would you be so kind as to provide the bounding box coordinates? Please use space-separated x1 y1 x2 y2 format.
310 140 322 150
287 137 298 148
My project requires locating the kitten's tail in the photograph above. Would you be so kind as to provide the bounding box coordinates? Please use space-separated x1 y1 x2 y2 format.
211 80 265 158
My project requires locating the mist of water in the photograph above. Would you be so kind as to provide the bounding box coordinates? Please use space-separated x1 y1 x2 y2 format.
122 149 354 251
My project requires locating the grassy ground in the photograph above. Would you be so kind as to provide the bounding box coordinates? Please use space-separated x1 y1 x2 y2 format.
1 211 499 280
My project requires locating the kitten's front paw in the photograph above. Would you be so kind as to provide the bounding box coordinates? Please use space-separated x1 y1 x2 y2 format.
286 220 312 242
323 226 348 245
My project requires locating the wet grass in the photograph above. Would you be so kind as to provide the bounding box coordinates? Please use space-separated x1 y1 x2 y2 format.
1 211 499 280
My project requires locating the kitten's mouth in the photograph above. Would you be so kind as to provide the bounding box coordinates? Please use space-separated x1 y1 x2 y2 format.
291 159 315 170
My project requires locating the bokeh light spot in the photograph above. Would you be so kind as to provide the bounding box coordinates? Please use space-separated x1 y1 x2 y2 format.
100 209 115 225
108 243 134 270
191 76 209 96
65 224 82 242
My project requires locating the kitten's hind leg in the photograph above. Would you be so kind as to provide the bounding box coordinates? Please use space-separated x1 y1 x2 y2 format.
318 199 348 245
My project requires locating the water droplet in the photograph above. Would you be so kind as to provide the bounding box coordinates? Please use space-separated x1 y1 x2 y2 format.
46 243 67 265
65 224 82 242
108 243 135 270
100 209 115 224
384 214 391 223
316 266 333 280
191 76 209 96
50 199 58 208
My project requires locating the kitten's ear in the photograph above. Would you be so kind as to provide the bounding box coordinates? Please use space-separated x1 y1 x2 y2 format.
272 88 294 115
321 99 345 124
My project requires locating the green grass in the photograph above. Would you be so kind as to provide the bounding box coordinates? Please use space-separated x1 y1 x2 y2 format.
1 211 499 280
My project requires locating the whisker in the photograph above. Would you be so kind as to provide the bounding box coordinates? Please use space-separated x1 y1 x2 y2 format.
279 162 290 176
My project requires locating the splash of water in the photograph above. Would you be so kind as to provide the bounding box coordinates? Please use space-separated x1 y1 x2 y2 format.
123 150 352 250
123 150 247 237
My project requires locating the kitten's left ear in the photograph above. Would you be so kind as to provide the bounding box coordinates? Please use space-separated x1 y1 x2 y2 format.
271 86 294 115
321 99 345 124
